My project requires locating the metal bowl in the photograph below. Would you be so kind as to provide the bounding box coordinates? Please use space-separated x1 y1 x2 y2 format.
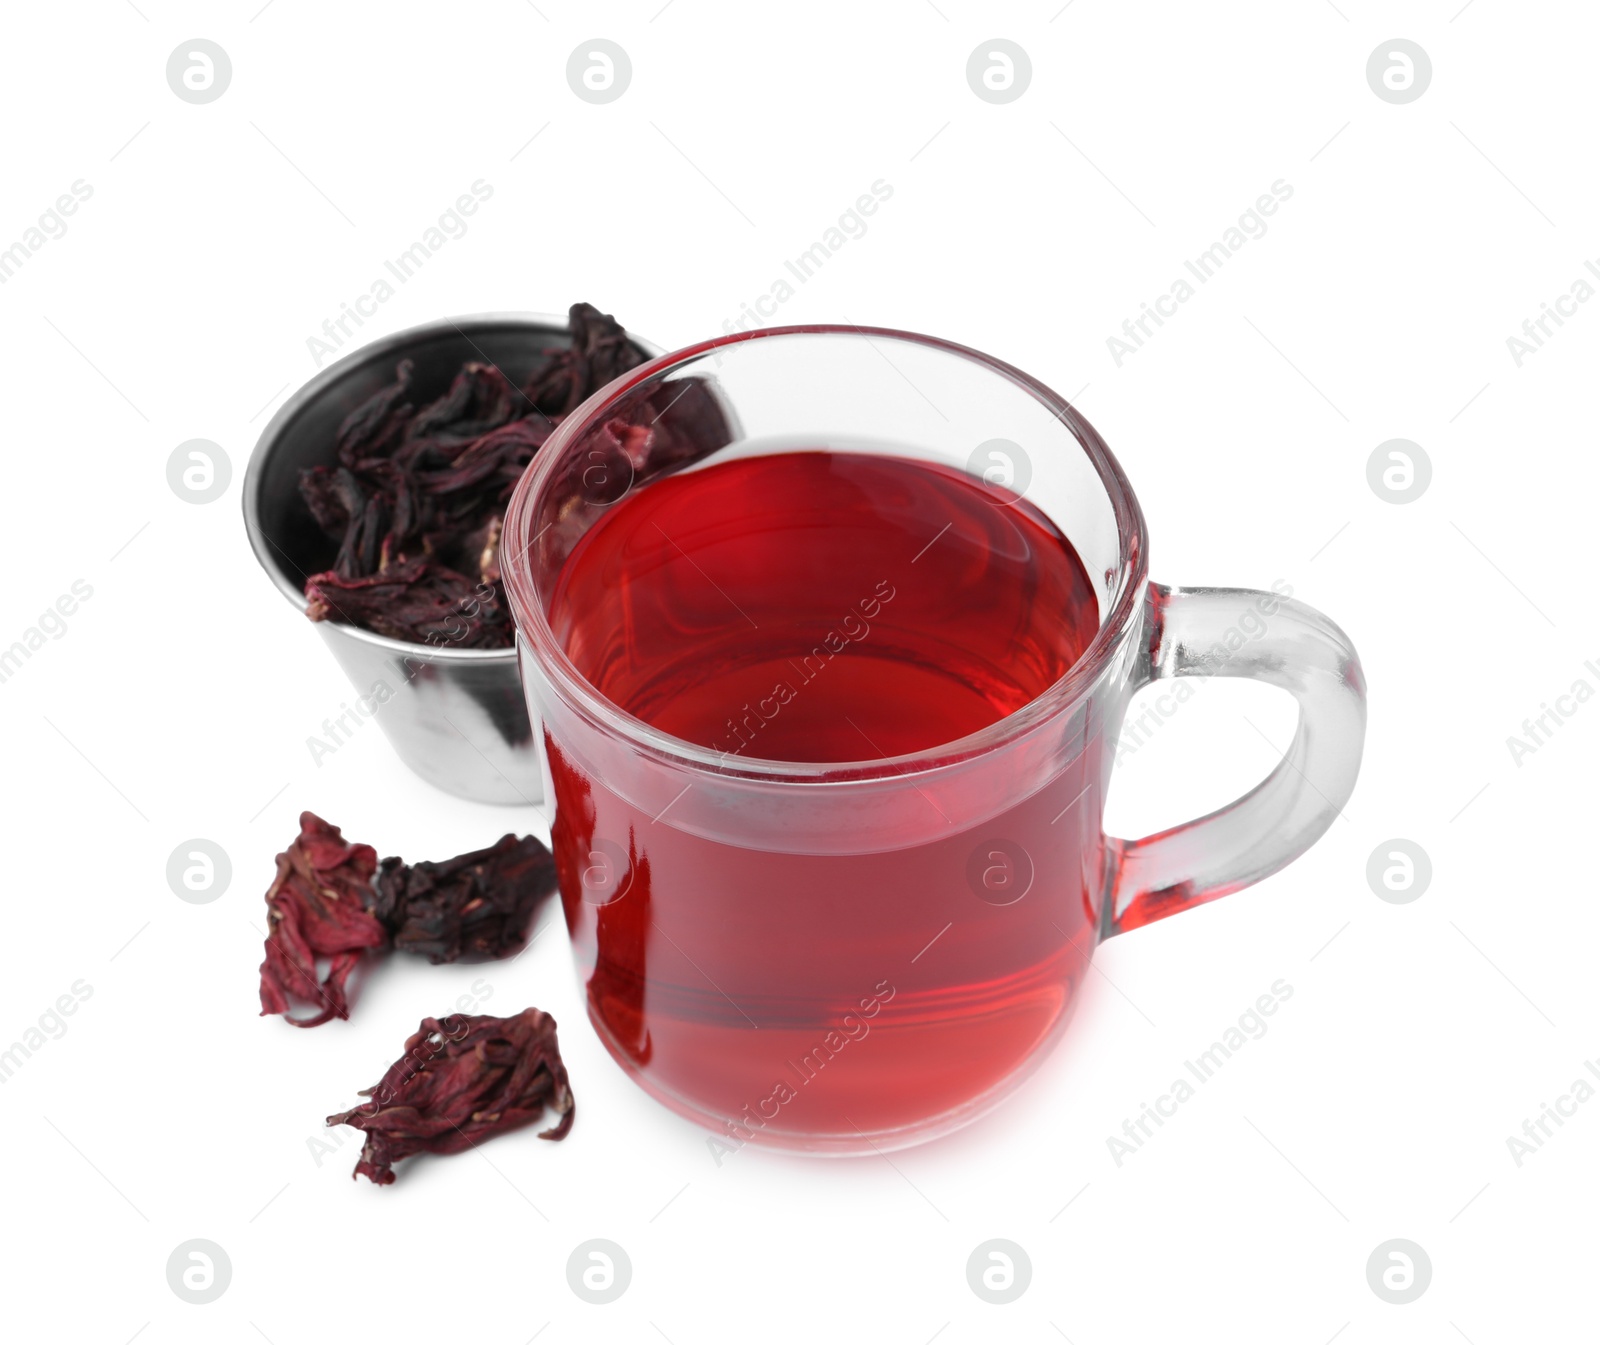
242 312 663 805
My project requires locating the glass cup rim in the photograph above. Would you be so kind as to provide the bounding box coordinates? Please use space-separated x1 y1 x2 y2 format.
502 323 1150 783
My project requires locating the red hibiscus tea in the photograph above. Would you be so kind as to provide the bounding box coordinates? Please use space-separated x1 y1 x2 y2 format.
510 326 1366 1155
541 450 1110 1148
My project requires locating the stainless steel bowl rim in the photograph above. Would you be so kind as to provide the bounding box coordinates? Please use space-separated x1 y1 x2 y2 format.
241 310 664 664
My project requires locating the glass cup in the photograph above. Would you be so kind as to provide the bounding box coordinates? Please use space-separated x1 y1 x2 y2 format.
502 326 1366 1155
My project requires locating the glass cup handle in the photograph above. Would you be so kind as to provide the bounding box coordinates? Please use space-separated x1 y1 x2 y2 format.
1104 583 1367 937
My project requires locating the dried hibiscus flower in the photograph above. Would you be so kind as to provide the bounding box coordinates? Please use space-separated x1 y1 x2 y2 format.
259 813 388 1029
521 300 647 417
304 558 511 648
299 303 648 649
373 833 555 963
326 1008 575 1185
258 813 555 1026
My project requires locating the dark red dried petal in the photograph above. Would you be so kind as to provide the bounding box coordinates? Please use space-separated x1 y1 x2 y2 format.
326 1008 575 1184
372 834 556 964
414 416 551 497
404 362 520 447
297 464 363 540
301 305 650 647
304 559 511 647
258 813 389 1027
336 359 415 465
520 303 647 418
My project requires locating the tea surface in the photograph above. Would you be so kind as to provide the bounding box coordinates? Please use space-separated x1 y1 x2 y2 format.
548 450 1100 761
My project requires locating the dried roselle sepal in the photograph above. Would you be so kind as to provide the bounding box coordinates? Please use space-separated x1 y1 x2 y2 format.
357 460 419 570
258 813 389 1027
415 416 551 497
523 302 645 417
302 304 645 646
529 381 730 573
405 362 520 448
259 816 557 1027
340 490 391 579
326 1008 575 1185
372 834 556 963
566 301 647 410
521 346 575 418
632 375 735 482
304 558 512 647
297 464 364 540
336 359 415 465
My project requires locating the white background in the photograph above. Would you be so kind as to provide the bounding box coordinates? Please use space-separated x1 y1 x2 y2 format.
1 2 1595 1341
